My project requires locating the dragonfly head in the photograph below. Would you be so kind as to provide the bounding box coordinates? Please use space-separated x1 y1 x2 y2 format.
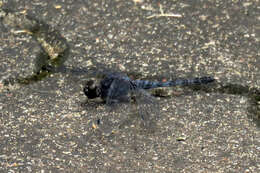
83 80 100 99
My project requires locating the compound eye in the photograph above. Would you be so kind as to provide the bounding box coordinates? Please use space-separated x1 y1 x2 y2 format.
86 80 97 89
83 80 99 99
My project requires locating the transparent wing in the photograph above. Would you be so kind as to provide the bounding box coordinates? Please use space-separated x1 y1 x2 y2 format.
96 78 133 136
95 77 160 136
132 88 160 133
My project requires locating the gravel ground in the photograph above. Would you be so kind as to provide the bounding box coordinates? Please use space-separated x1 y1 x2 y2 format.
0 0 259 172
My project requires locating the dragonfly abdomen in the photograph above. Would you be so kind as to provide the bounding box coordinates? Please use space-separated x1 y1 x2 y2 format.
168 76 215 86
134 76 215 89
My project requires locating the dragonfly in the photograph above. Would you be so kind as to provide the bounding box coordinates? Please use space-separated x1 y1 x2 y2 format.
83 71 215 135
